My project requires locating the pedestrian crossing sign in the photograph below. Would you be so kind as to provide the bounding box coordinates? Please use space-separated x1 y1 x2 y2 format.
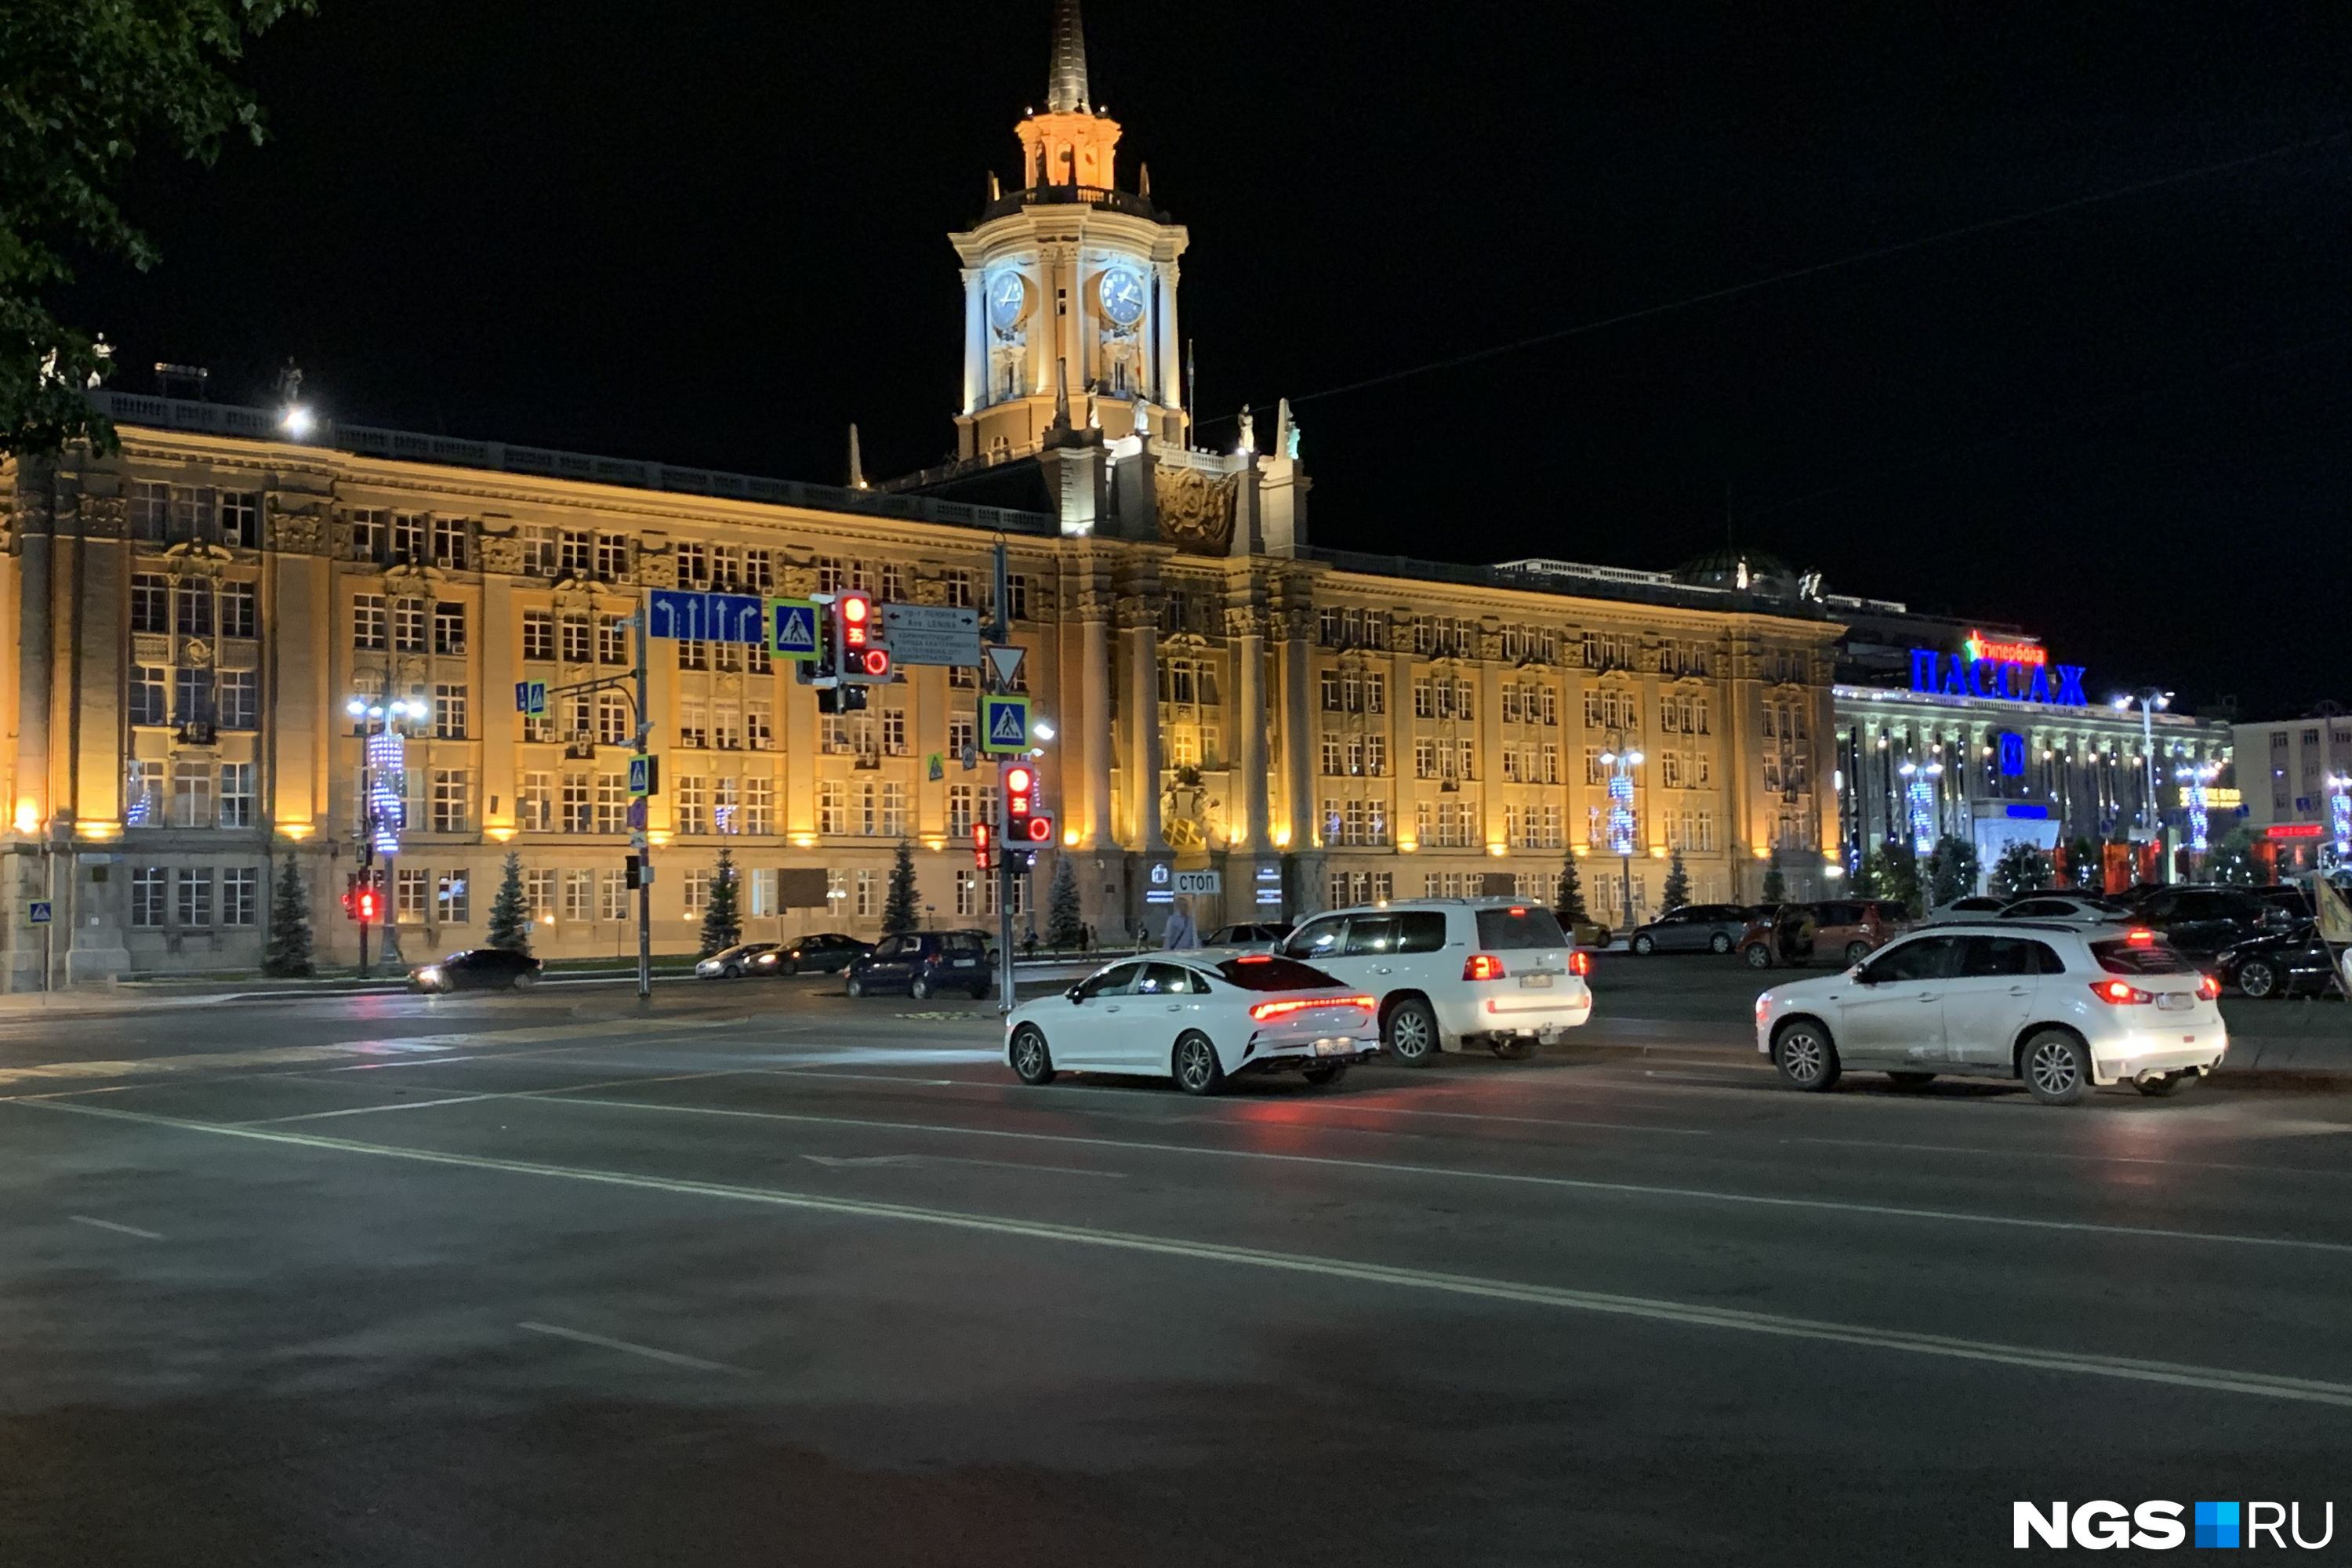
768 597 820 660
981 695 1030 755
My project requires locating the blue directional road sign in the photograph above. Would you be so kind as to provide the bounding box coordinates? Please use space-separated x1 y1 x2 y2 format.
646 589 768 644
768 597 820 660
514 680 548 716
981 695 1031 756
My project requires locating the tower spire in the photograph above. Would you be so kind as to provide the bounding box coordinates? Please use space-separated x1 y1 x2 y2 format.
1046 0 1090 114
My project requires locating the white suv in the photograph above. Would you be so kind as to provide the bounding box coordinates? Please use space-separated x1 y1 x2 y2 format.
1754 921 2227 1105
1278 898 1593 1065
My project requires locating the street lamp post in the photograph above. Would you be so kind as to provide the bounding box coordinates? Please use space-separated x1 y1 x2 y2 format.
345 695 424 977
2112 688 2172 879
1598 735 1643 932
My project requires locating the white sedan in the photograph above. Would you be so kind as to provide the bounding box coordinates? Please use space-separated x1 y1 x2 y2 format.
1004 954 1379 1094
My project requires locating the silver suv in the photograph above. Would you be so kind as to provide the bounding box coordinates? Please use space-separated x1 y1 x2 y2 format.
1754 921 2227 1105
1279 899 1593 1065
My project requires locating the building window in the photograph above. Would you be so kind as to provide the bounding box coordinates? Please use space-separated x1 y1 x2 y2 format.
747 701 774 750
169 486 215 544
393 599 426 653
175 867 213 927
523 610 555 662
882 782 908 838
858 782 880 837
561 772 591 833
601 869 630 920
169 761 214 827
125 760 162 825
130 574 171 634
521 772 553 831
942 568 973 608
434 684 469 739
131 666 170 727
1320 672 1341 711
437 870 470 924
676 775 708 835
430 770 472 833
818 782 845 835
679 702 709 750
598 615 629 666
948 717 975 759
598 691 632 747
131 866 167 927
677 542 709 588
595 773 628 833
881 709 907 756
173 578 213 637
855 868 877 918
433 603 467 656
432 516 469 568
744 778 775 836
560 869 592 921
352 593 388 652
172 667 215 726
677 637 709 672
129 482 170 541
222 866 260 927
713 776 741 833
948 784 976 836
683 868 710 917
391 514 428 563
522 868 555 922
596 534 629 580
219 763 254 828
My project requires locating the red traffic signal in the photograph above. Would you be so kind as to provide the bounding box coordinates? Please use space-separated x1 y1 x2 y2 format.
1022 814 1054 844
1004 765 1036 815
837 592 872 649
355 887 380 922
971 822 993 869
858 648 891 679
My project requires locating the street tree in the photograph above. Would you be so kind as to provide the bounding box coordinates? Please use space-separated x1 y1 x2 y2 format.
1988 840 2049 900
486 852 532 953
260 856 313 977
2206 826 2266 887
881 840 920 936
1553 851 1588 925
1661 849 1690 913
1926 835 1980 909
699 848 742 956
1045 855 1083 948
2 0 316 457
1761 863 1788 903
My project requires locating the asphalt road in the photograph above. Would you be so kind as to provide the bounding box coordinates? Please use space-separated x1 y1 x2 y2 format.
4 969 2350 1566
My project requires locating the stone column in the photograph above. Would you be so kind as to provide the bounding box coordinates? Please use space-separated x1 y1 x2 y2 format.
1279 608 1313 852
1230 607 1269 851
1080 579 1114 849
1120 594 1161 849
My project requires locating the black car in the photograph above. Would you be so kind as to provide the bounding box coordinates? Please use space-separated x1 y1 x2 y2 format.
755 932 873 976
2214 921 2338 999
695 942 781 979
1203 922 1292 948
845 930 993 1000
2120 885 2293 959
411 948 543 993
1627 903 1753 955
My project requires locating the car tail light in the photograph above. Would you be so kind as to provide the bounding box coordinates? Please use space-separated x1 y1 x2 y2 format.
2197 974 2220 1000
1249 994 1374 1022
2125 927 2155 946
2090 979 2154 1005
1464 953 1507 981
1570 950 1592 977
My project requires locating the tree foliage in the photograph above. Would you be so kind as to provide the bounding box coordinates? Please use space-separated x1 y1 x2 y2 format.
1760 862 1787 903
881 840 920 936
485 851 531 953
1857 842 1922 916
1044 855 1083 948
2 0 314 456
1553 851 1588 925
1660 849 1690 914
260 855 312 976
2205 825 2266 887
1988 840 2049 900
698 847 742 956
1925 835 1980 908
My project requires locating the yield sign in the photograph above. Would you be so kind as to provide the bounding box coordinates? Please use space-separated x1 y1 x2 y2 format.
985 644 1026 691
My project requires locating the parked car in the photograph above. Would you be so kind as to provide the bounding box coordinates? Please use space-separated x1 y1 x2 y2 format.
1203 921 1292 949
1278 899 1592 1064
2213 921 2337 998
410 947 543 993
1755 922 2227 1105
1627 903 1754 955
695 942 780 979
845 929 993 1000
2252 884 2317 922
2116 885 2286 959
1737 900 1910 970
753 932 873 975
1923 896 2009 923
1006 953 1378 1094
1996 895 2133 924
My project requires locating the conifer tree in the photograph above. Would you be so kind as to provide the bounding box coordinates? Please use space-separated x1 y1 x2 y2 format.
261 856 314 978
699 848 743 955
1554 850 1588 925
1661 849 1691 913
1761 863 1788 903
1045 855 1084 948
882 840 921 936
486 851 532 953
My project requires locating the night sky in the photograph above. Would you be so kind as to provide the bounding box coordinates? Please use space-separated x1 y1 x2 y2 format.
57 1 2350 717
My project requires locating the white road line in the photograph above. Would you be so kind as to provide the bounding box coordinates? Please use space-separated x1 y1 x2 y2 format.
245 1069 753 1125
1244 1102 1713 1137
26 1100 2352 1410
802 1152 1125 1179
69 1214 163 1240
517 1321 746 1374
250 1094 498 1124
1791 1134 2352 1180
508 1092 2352 1258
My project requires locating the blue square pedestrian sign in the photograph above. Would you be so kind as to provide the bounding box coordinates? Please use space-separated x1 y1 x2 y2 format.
981 695 1030 755
768 597 820 660
514 680 548 716
26 900 53 926
628 753 657 798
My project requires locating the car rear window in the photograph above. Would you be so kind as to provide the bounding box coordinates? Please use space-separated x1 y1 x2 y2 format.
1212 956 1347 992
943 933 985 954
2091 938 2198 975
1396 911 1449 952
1475 906 1569 949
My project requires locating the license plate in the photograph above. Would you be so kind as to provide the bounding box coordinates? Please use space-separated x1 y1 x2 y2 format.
953 959 975 967
1519 974 1554 989
2156 993 2192 1011
1314 1039 1353 1056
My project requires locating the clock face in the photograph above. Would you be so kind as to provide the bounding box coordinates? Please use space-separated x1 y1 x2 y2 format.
985 272 1029 331
1098 267 1145 327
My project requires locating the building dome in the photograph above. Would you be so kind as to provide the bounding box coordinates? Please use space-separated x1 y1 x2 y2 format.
1673 546 1803 597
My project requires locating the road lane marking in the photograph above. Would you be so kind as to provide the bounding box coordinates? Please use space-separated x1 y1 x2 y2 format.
24 1100 2352 1410
68 1214 163 1240
517 1321 746 1374
244 1069 752 1125
1792 1134 2352 1180
1244 1102 1713 1137
802 1152 1126 1179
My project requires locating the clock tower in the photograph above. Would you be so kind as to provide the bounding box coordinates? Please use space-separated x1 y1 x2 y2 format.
951 0 1189 465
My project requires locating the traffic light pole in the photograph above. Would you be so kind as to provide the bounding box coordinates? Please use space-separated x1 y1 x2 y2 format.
991 539 1017 1014
634 603 653 1000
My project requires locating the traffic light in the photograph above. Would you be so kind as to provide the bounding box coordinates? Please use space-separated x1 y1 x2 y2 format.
341 872 358 919
354 882 381 923
971 822 993 870
817 684 868 713
1003 764 1037 842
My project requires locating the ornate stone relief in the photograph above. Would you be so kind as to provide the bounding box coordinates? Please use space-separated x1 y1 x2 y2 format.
1153 467 1238 556
477 535 524 576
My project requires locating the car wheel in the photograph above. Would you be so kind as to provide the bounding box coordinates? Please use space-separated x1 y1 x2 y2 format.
1709 932 1733 954
2136 1069 2198 1098
1009 1025 1054 1084
1301 1064 1348 1087
909 975 933 1001
845 974 866 998
510 971 538 992
2022 1029 2092 1106
1173 1031 1225 1096
1632 934 1656 956
1843 941 1873 965
1886 1071 1936 1090
2237 959 2278 999
1772 1021 1841 1091
781 959 800 976
1490 1038 1536 1061
1385 998 1440 1067
1743 943 1773 970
